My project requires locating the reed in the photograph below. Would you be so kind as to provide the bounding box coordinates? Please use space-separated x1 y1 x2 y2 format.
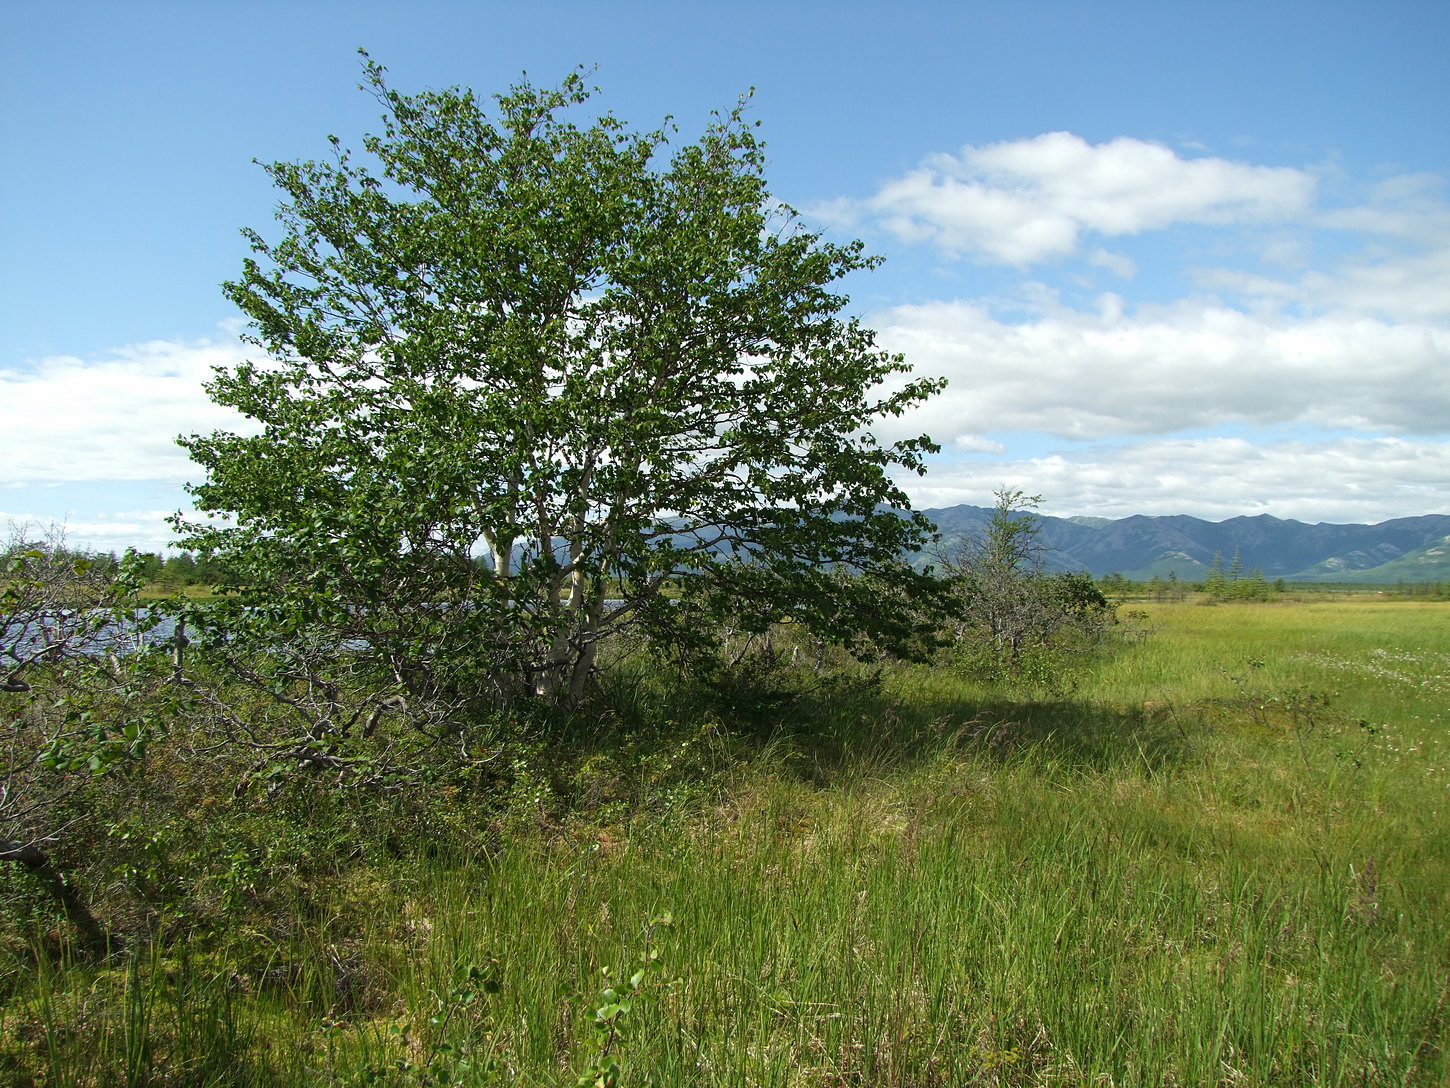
4 599 1446 1085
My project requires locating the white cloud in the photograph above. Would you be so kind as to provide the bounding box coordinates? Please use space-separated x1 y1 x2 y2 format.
1321 172 1450 240
1087 248 1137 278
1198 245 1450 322
0 509 191 556
0 333 257 487
874 298 1450 443
846 133 1315 264
950 434 1006 454
897 436 1450 524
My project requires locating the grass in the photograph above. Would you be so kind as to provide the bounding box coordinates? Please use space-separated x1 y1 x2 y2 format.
135 582 228 600
2 599 1447 1085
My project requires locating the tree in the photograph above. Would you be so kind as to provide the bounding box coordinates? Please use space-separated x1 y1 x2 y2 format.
1100 571 1132 596
1204 551 1228 601
132 552 164 584
163 551 197 585
942 489 1114 686
177 54 942 742
1242 566 1271 602
1226 549 1245 592
2 527 164 949
1206 548 1271 602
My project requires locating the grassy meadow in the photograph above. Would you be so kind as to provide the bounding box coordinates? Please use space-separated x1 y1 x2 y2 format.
2 599 1447 1085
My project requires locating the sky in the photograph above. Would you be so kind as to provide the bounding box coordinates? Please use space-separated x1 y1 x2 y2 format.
3 0 1448 554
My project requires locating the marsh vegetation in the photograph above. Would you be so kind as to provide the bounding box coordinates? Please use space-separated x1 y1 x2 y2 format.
2 593 1446 1086
5 57 1446 1086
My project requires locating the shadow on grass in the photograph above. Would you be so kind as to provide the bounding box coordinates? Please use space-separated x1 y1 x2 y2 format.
558 660 1195 799
781 686 1191 786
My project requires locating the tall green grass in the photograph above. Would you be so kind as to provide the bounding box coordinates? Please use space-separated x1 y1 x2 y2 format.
3 600 1447 1085
1093 601 1449 720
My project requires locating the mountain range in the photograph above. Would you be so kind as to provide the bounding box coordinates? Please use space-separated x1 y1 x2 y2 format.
920 507 1450 583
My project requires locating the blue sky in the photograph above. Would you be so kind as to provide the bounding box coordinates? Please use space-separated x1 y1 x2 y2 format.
3 0 1447 553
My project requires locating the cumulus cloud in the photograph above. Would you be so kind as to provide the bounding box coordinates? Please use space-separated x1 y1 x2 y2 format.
1321 171 1450 240
896 436 1450 524
1198 245 1450 322
873 298 1450 444
10 148 1449 540
843 132 1315 264
0 510 190 557
1087 248 1137 278
0 333 257 487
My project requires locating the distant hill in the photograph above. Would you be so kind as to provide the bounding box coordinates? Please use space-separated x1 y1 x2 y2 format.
919 506 1450 583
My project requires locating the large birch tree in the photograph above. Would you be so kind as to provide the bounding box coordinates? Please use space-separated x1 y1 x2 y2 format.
179 55 942 719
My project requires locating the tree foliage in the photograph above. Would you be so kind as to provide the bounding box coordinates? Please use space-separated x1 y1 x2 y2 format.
2 527 168 947
178 55 942 739
1204 549 1272 602
942 490 1114 687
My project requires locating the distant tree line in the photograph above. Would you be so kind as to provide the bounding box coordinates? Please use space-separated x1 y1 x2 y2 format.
128 550 233 588
1392 579 1450 601
1201 550 1277 602
15 548 237 589
1097 565 1450 601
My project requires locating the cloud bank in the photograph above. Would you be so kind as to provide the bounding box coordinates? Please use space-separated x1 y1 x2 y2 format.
875 299 1450 445
832 133 1315 265
836 132 1450 522
7 134 1450 546
899 436 1450 525
0 334 254 487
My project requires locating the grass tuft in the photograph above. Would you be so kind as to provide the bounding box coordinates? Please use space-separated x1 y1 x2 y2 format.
3 600 1446 1084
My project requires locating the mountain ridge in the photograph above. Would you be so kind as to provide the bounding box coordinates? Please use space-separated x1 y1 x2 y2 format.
919 506 1450 582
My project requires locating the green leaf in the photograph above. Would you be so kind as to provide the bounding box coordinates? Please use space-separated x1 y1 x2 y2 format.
182 53 945 745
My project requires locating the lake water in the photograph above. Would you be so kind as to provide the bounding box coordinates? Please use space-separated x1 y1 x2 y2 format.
2 608 188 669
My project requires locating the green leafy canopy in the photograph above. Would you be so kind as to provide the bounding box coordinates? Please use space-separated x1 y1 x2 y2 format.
178 52 943 711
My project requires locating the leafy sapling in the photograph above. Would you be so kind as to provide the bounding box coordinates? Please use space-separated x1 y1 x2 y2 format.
572 912 674 1088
